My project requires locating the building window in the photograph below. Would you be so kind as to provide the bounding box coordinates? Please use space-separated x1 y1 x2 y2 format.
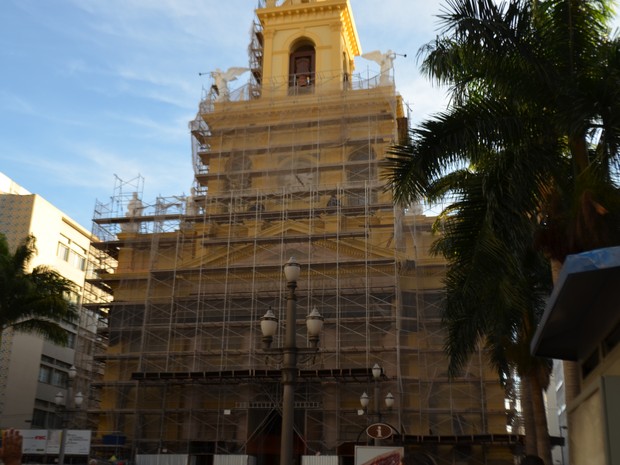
31 409 48 429
347 145 377 182
57 242 70 261
66 332 76 349
225 155 253 191
32 407 61 429
289 42 315 92
39 356 74 384
51 370 68 387
66 289 81 306
57 236 87 271
346 144 378 205
69 250 86 271
38 365 52 384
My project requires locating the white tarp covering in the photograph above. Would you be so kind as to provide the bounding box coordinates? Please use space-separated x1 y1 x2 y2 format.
136 454 189 465
301 456 339 465
213 456 256 465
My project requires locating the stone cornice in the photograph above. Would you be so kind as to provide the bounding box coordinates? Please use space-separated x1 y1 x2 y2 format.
257 0 361 57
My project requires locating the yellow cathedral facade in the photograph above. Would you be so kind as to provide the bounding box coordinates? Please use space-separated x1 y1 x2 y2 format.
88 1 521 464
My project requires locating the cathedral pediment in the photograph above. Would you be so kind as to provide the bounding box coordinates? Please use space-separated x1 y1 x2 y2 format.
184 217 395 270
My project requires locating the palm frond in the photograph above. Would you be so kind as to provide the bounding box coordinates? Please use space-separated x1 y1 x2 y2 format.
0 233 79 346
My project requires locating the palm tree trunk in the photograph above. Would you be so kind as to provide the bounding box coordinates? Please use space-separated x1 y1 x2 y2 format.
530 370 553 465
548 258 579 465
521 374 538 457
569 130 589 175
550 259 581 405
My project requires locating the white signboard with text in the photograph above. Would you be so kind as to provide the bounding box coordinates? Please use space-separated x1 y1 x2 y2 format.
16 429 91 456
21 430 49 454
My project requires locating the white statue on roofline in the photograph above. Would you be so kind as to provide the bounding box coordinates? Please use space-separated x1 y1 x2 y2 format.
211 67 249 101
122 192 144 232
361 50 397 86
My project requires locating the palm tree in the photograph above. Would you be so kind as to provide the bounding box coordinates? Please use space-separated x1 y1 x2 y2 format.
425 155 554 458
0 233 79 345
383 0 620 461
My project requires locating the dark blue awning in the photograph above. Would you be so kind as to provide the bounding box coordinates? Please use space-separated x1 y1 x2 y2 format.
531 246 620 361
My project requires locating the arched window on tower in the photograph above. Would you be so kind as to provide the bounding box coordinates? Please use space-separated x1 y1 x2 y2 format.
225 154 253 191
346 145 377 206
289 41 316 94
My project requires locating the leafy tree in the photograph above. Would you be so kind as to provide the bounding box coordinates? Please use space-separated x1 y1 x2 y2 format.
383 0 620 461
0 233 79 345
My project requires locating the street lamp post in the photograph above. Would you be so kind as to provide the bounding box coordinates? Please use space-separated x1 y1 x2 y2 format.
55 366 83 465
260 258 324 465
359 364 394 446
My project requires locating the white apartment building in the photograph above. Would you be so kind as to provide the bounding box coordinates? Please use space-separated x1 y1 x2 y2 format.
0 172 107 432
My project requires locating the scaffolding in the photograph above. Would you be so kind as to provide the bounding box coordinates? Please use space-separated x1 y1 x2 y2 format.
87 2 518 464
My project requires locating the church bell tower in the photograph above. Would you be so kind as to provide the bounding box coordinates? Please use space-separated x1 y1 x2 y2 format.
257 0 361 96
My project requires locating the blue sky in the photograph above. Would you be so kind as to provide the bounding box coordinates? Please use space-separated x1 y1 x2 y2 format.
0 0 450 228
3 0 608 229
